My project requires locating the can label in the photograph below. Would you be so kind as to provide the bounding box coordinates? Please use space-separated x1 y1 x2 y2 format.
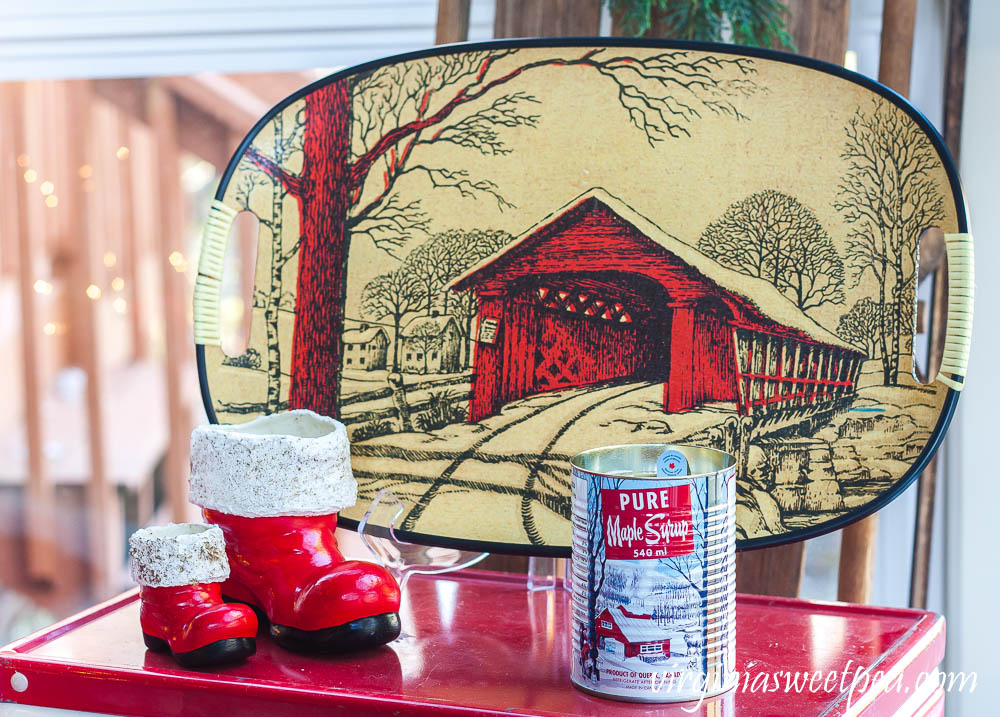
571 460 737 702
601 485 694 559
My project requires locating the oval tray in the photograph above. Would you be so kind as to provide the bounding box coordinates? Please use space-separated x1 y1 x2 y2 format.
195 39 971 555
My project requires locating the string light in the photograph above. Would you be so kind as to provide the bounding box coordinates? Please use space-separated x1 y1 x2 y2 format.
39 181 54 196
116 146 130 160
113 297 127 314
33 280 53 295
16 154 30 168
44 195 58 208
111 276 125 292
23 169 37 183
78 164 93 178
43 322 56 336
86 284 101 300
168 251 187 272
103 251 117 268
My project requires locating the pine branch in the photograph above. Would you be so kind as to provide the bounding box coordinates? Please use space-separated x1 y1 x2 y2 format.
606 0 795 50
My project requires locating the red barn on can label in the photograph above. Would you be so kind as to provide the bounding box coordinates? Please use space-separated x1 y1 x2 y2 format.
571 443 736 703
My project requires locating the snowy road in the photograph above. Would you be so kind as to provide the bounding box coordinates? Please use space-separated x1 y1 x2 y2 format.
342 380 738 549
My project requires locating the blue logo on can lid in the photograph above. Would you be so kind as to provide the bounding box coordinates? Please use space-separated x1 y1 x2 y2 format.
656 449 688 477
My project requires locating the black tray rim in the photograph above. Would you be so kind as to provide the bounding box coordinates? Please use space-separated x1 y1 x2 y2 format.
195 36 968 556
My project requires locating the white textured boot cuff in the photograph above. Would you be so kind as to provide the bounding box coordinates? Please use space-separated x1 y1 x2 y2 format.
188 409 357 518
129 523 230 588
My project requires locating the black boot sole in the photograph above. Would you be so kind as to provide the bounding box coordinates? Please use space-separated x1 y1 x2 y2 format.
223 593 402 654
143 632 256 667
270 612 401 654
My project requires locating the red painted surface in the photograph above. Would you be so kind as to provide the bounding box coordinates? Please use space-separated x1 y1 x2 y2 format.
458 198 845 421
666 304 696 413
139 583 257 653
694 300 739 405
203 510 400 631
1 570 944 717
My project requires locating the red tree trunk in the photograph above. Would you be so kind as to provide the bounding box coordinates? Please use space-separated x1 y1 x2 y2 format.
288 80 351 416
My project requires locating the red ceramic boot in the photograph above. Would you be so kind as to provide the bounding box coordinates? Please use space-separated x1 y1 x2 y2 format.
205 510 401 653
190 410 401 654
129 524 258 667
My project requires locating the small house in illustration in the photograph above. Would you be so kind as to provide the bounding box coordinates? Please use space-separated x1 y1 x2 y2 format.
400 314 461 374
450 188 866 422
595 606 670 660
342 324 389 371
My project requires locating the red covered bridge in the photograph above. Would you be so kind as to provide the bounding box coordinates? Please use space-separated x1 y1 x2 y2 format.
450 189 865 423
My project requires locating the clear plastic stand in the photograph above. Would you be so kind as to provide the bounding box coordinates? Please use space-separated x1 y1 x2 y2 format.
358 489 490 595
526 556 573 593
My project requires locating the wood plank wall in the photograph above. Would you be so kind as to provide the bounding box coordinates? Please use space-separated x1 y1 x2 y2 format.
0 75 256 611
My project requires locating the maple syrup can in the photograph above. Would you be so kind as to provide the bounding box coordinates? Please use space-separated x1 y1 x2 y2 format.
570 443 737 703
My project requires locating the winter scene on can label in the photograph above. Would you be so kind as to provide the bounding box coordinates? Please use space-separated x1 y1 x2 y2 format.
571 466 737 699
201 43 962 553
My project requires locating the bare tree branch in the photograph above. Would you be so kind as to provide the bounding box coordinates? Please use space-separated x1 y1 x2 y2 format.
245 145 304 196
699 189 845 311
349 48 757 188
834 98 945 384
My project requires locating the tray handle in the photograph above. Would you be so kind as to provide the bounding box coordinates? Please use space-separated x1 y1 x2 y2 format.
935 232 974 391
193 200 239 346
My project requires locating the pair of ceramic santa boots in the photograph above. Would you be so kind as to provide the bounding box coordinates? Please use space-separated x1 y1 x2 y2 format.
129 410 401 667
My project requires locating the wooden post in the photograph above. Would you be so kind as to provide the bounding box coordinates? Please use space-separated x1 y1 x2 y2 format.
119 117 146 360
736 543 808 597
750 334 760 412
762 335 773 410
147 82 192 523
822 348 835 402
778 339 789 409
910 0 969 610
494 0 602 37
732 328 749 416
436 0 471 44
6 82 59 583
61 80 118 599
878 0 918 96
791 342 802 407
785 0 852 65
839 0 918 606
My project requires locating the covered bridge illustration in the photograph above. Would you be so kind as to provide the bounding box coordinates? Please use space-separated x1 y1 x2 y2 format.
596 606 671 660
451 189 865 423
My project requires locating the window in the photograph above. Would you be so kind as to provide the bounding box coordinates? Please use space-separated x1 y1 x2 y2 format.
347 343 353 350
406 353 412 360
346 358 352 365
359 357 365 365
416 353 423 360
640 643 663 654
535 283 637 323
431 351 438 359
600 620 612 630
